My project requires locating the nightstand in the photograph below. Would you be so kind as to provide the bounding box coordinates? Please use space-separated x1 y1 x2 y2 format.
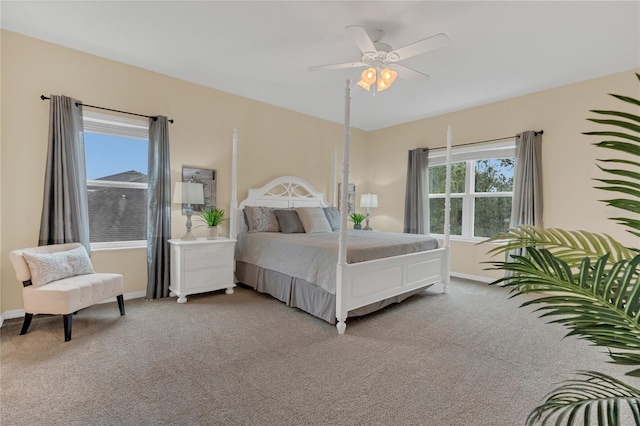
168 238 236 303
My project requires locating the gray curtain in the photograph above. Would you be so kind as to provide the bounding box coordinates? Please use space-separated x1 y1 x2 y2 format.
510 130 543 228
38 95 91 253
146 116 172 299
404 148 429 234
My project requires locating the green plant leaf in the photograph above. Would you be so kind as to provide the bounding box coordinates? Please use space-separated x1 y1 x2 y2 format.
584 132 640 144
590 110 640 124
526 372 640 426
594 184 640 198
610 92 640 108
483 225 635 265
598 158 640 168
587 118 640 134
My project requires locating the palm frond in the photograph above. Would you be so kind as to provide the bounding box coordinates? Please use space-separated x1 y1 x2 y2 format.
587 118 640 135
590 110 640 124
594 140 640 156
490 250 640 368
483 225 635 265
598 158 640 168
584 133 640 145
526 371 640 426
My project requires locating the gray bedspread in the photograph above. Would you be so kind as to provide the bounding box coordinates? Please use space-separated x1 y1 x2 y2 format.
235 230 439 294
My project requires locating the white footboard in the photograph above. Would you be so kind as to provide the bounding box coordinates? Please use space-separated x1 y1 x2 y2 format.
335 246 450 334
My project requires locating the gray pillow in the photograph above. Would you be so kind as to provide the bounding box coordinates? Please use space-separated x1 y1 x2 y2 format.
244 206 280 233
323 207 341 231
274 209 305 234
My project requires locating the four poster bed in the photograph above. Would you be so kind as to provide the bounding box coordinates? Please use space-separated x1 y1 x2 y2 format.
229 81 452 334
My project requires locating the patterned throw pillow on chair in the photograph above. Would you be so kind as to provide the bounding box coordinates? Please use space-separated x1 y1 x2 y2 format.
22 246 95 287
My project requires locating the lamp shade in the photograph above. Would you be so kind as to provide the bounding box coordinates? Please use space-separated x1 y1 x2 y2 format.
173 182 204 205
360 193 378 208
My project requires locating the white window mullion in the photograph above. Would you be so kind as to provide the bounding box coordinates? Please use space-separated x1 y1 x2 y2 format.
460 160 473 239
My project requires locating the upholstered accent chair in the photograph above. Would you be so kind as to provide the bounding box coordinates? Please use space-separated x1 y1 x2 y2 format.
9 243 125 342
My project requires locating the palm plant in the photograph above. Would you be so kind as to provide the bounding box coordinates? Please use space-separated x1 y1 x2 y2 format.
483 73 640 425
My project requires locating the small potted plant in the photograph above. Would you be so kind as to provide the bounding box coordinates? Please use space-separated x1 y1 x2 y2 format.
349 212 366 230
199 207 225 239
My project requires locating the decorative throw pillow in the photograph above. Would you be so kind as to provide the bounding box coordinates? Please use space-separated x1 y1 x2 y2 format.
274 209 305 234
295 207 332 233
22 246 95 287
323 207 341 231
244 206 280 233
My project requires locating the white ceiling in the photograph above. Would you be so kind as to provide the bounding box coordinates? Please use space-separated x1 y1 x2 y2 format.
2 1 639 131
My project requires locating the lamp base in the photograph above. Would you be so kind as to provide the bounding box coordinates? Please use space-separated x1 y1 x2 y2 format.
363 217 372 231
181 231 196 241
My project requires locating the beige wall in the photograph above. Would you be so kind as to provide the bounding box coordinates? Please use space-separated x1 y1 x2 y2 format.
0 30 367 313
366 68 640 279
1 29 638 314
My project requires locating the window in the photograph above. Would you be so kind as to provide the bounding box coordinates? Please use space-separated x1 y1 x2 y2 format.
83 112 149 248
428 141 515 240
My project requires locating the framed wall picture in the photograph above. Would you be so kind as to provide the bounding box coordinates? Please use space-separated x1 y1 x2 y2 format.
338 183 356 214
182 166 216 213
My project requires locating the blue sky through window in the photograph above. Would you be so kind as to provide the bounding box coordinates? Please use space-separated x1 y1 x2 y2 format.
85 133 148 180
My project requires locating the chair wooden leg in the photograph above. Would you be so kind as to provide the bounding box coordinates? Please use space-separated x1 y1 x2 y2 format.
63 314 72 342
19 313 33 335
117 295 125 315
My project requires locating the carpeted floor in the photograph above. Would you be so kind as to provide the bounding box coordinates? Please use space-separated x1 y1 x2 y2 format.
0 278 632 425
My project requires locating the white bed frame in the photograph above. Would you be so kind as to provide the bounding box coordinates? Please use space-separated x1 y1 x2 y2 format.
230 80 452 334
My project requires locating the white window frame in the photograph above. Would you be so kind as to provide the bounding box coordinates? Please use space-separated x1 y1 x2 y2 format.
428 140 515 241
83 111 149 250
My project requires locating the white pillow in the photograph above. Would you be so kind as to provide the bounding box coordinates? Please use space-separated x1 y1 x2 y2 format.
22 246 95 287
295 207 332 233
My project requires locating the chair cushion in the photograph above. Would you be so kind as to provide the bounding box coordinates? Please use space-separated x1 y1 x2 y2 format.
22 246 95 287
22 273 124 315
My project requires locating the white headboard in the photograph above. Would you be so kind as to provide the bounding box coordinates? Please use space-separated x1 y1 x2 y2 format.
232 176 329 238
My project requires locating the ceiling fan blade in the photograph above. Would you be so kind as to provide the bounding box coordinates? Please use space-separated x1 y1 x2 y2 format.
307 62 365 71
396 64 430 82
345 25 377 54
391 33 449 61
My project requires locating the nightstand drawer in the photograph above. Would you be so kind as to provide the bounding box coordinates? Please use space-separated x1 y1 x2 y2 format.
184 266 232 290
184 246 230 269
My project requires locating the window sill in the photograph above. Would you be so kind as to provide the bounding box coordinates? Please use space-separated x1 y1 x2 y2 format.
430 234 502 244
91 241 147 251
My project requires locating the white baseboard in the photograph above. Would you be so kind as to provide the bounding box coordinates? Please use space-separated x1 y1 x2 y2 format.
0 291 147 326
450 271 495 284
1 308 28 322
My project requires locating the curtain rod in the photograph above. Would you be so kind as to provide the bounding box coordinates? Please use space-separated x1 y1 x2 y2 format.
431 130 543 150
40 95 174 123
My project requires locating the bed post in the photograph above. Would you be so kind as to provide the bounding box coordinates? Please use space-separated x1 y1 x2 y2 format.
230 128 238 240
336 79 351 335
332 148 338 207
443 125 452 293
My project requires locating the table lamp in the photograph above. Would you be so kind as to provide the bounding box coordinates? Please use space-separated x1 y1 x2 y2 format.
359 193 378 231
173 181 204 240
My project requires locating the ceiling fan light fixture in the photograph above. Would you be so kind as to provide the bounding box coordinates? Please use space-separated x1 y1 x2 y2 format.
357 68 376 91
357 80 371 91
362 68 376 83
376 68 397 92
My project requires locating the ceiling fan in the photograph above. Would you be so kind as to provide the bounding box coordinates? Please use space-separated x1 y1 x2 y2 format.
308 25 449 92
